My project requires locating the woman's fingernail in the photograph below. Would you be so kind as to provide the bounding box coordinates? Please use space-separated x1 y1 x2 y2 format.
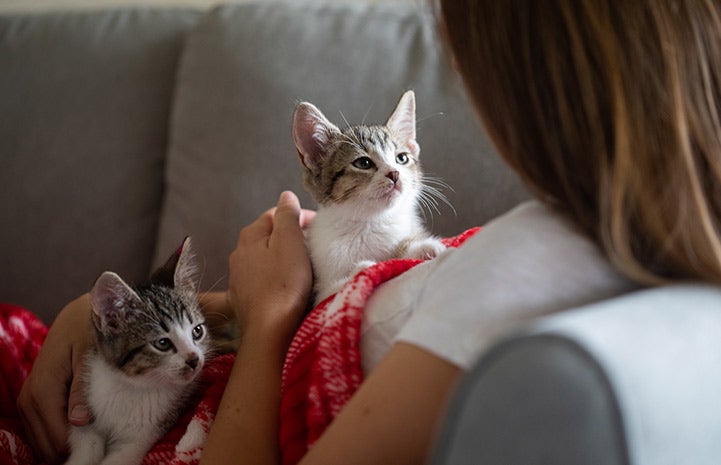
69 405 91 424
279 191 292 203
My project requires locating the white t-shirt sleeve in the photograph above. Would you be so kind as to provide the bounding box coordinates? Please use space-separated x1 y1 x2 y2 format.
362 200 636 372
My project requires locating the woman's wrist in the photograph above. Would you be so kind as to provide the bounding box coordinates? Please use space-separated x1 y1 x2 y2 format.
239 302 303 351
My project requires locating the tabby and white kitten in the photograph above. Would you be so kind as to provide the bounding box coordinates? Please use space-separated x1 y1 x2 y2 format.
292 90 446 304
65 237 209 465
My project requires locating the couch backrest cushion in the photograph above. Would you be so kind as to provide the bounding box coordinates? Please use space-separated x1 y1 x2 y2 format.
0 9 199 323
155 1 528 291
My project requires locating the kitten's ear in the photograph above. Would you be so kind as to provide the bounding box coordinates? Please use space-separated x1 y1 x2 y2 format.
386 90 419 154
292 102 340 170
151 237 198 293
90 271 142 332
173 237 198 294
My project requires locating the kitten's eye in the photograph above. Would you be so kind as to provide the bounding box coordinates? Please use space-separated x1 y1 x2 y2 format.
352 157 375 170
396 153 410 165
192 324 205 341
152 338 173 352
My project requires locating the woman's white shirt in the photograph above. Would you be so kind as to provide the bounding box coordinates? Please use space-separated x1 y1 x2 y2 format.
361 200 637 374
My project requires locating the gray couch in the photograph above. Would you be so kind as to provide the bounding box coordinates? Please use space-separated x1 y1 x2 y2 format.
0 1 527 324
2 2 719 464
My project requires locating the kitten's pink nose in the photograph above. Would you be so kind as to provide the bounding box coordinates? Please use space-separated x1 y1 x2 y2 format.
185 355 199 370
386 171 399 184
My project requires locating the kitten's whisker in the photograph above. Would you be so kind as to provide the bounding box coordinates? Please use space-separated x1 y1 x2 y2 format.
419 177 457 217
422 185 445 203
346 127 363 147
336 131 363 150
416 111 445 124
201 311 230 322
418 201 429 223
338 137 364 152
421 191 441 209
361 103 374 125
419 191 442 216
203 274 227 295
431 191 457 216
336 111 366 151
339 111 353 132
422 175 456 192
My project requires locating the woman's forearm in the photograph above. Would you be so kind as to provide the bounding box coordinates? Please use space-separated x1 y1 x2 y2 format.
199 323 288 465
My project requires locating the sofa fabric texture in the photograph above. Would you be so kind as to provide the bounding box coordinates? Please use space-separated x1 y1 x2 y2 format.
0 8 200 322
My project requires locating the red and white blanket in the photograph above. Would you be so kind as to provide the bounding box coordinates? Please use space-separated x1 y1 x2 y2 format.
0 228 478 465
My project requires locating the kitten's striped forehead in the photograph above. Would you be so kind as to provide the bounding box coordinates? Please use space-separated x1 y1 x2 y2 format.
345 125 396 155
138 286 202 330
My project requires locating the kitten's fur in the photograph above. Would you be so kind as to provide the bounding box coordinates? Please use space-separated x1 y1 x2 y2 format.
65 238 209 465
293 90 446 303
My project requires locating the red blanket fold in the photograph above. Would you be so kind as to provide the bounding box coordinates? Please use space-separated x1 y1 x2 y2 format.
0 304 47 465
0 227 479 465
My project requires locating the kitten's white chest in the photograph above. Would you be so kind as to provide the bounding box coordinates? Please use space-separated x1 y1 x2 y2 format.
85 355 182 437
65 355 188 465
308 205 421 302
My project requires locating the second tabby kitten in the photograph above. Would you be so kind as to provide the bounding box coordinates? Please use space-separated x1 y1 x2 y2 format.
292 90 446 304
65 238 209 465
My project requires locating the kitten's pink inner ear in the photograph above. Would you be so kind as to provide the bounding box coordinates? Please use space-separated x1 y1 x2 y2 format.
387 90 417 147
292 102 338 170
91 272 123 317
90 271 142 330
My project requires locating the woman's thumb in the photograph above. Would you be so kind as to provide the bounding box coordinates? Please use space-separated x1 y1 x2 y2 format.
67 369 91 426
274 191 302 231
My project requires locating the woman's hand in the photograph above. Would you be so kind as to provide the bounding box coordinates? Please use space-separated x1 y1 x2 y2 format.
201 192 315 465
227 191 315 345
17 294 94 464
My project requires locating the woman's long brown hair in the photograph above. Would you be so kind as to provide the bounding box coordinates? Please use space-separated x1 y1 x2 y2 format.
440 0 721 284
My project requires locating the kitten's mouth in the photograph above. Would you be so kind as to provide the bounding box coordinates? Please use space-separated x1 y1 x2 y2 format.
378 179 402 200
178 363 202 382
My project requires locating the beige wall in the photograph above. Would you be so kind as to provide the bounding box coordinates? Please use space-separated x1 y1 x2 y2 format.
0 0 410 14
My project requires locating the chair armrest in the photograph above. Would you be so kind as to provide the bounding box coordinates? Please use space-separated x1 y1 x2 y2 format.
432 285 721 465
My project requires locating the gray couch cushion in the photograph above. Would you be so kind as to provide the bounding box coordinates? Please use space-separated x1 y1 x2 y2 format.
0 9 199 323
155 1 528 290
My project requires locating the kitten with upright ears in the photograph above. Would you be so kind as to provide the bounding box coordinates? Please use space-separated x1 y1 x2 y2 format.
65 237 209 465
292 90 447 304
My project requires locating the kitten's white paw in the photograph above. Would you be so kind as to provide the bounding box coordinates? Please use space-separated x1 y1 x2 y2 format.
405 238 446 260
65 427 105 465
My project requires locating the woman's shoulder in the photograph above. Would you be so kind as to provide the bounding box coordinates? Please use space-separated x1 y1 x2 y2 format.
432 200 605 279
467 199 591 252
394 200 636 369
